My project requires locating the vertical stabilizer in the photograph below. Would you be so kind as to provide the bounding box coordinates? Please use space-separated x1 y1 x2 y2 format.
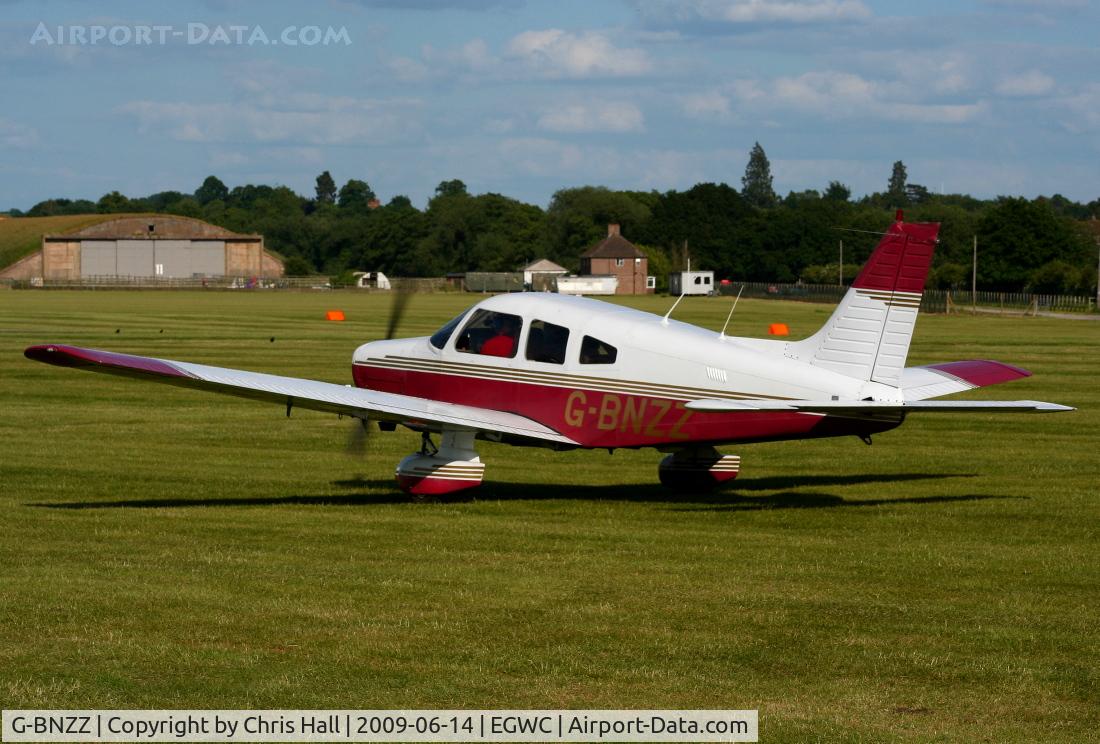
790 219 940 386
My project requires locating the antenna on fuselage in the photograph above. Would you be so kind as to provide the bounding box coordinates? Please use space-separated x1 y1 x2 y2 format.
661 292 686 326
719 285 745 341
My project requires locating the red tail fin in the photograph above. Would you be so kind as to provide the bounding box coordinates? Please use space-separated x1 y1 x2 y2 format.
851 220 939 294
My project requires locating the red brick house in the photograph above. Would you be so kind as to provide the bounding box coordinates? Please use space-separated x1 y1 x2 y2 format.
580 224 652 295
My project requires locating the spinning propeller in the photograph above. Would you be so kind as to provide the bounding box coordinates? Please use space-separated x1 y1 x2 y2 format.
344 286 411 459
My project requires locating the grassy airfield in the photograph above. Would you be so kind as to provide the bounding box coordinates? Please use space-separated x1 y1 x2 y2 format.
1 290 1097 742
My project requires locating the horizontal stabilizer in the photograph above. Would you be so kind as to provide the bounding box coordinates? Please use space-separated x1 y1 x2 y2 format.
685 398 1074 415
901 359 1031 400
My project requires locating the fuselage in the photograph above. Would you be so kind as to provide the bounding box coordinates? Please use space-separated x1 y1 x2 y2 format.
350 294 902 449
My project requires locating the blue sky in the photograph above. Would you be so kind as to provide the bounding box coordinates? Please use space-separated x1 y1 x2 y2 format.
2 0 1098 210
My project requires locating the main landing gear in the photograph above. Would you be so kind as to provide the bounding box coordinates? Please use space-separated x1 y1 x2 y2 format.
657 446 741 492
392 433 739 496
394 430 485 495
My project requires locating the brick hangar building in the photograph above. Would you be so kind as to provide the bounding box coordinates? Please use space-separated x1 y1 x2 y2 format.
0 215 283 281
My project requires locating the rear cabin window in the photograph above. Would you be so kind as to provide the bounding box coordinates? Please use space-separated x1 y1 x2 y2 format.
579 335 617 365
455 309 522 359
429 312 465 350
525 319 569 365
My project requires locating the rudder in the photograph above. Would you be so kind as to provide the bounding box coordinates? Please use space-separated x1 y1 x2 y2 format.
789 217 940 386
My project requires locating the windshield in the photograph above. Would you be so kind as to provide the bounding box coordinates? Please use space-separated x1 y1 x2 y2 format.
429 312 466 350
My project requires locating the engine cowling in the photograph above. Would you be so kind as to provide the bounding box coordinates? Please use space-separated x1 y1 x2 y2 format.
658 447 740 492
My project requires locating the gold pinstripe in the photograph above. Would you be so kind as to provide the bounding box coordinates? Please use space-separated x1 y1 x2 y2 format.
855 288 923 308
357 356 792 402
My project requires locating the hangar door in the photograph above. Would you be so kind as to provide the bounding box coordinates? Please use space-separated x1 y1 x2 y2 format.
80 240 117 276
116 240 155 277
153 240 225 278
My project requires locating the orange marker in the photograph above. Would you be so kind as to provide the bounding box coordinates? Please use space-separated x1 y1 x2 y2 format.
768 323 789 336
326 310 346 322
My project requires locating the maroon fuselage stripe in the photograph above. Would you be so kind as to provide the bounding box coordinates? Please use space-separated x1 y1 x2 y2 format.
353 363 899 448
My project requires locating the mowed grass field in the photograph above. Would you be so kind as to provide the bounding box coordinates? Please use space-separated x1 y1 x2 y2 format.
1 290 1097 742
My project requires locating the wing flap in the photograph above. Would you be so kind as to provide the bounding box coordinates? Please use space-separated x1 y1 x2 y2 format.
685 398 1073 414
25 344 578 445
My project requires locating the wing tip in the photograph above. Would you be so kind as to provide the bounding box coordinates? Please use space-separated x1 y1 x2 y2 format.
927 359 1032 387
25 344 193 378
25 344 83 367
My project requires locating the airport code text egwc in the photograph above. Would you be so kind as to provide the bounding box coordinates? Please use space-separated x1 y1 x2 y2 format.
2 710 759 742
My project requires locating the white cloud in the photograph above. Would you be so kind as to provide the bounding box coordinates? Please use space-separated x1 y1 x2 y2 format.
1058 83 1100 133
682 91 734 119
771 70 875 108
995 70 1055 97
386 55 432 83
718 70 986 125
537 102 645 133
388 38 496 82
494 137 748 191
118 97 425 146
0 118 39 148
384 31 650 83
506 29 651 78
637 0 871 25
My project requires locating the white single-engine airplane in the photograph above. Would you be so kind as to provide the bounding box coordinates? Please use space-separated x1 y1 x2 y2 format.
26 216 1072 495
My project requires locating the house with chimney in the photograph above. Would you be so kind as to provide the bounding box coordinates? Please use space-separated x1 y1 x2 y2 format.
579 224 653 295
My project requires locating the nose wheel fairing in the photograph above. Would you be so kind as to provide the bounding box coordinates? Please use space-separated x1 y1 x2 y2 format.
658 447 740 492
394 430 485 495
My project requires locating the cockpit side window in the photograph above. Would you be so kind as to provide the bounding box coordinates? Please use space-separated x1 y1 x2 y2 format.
455 309 523 358
579 335 617 365
525 319 569 365
429 312 466 350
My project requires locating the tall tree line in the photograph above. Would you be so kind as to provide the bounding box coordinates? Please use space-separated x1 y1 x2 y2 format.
11 152 1100 294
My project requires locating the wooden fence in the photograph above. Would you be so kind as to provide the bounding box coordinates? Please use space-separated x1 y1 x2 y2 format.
2 274 1094 314
717 282 1095 315
1 275 454 292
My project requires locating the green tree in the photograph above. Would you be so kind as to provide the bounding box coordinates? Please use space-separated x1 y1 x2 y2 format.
976 197 1092 290
96 191 133 213
741 142 777 208
824 181 851 201
337 179 376 211
647 183 756 279
435 179 468 198
166 197 202 218
887 161 908 205
194 175 228 205
636 243 671 292
26 198 96 216
905 183 931 205
542 186 651 267
283 256 314 275
314 171 337 206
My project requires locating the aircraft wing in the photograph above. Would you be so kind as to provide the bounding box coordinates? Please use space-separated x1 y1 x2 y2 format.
24 344 579 446
684 398 1073 415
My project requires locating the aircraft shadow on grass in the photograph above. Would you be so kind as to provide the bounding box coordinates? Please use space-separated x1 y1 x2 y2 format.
27 472 1021 512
